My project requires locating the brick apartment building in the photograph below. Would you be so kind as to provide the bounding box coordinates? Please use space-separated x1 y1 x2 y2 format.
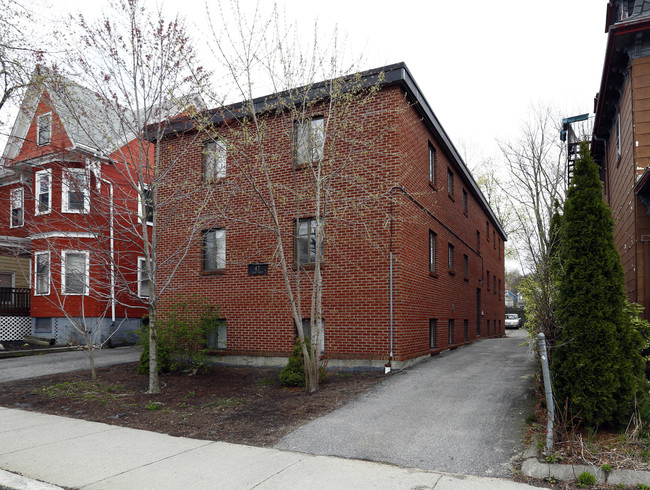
593 1 650 320
0 67 148 343
153 62 506 369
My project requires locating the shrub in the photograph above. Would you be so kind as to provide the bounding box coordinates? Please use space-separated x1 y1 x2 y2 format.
553 144 647 427
280 338 308 387
137 296 221 375
137 317 174 374
279 338 327 387
576 471 596 487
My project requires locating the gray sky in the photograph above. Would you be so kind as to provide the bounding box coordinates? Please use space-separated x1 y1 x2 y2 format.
56 0 607 164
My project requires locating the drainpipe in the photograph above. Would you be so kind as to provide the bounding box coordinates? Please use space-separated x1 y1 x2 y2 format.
386 187 400 373
99 176 115 322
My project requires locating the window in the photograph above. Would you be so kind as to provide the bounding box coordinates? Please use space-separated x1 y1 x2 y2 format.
37 112 52 146
462 189 468 214
493 230 496 248
429 230 437 273
138 257 150 299
139 186 153 225
486 221 489 240
295 218 321 267
476 230 480 251
494 274 496 294
448 243 454 271
62 251 88 295
487 270 490 290
35 169 51 215
206 320 227 349
498 279 501 301
616 112 621 158
447 168 454 195
62 168 89 213
429 319 437 348
463 254 468 278
10 188 23 228
498 238 501 259
487 319 491 335
35 252 50 296
203 140 227 181
202 228 226 272
448 319 454 345
294 116 324 167
297 318 325 353
464 319 469 342
428 144 436 184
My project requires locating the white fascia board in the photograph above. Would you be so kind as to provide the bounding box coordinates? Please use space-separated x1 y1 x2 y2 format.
30 231 97 240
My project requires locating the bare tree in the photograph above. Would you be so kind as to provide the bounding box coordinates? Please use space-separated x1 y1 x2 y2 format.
498 104 567 272
191 1 396 392
0 0 49 125
36 0 211 392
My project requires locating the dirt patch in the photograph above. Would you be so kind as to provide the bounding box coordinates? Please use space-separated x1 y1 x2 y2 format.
0 362 386 447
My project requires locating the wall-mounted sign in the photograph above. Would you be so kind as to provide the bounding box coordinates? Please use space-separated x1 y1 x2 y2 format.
248 263 268 276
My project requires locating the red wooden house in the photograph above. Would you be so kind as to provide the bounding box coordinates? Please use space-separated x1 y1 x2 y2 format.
0 67 149 344
153 63 506 369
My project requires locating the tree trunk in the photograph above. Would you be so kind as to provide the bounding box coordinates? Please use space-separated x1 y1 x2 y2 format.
148 309 161 394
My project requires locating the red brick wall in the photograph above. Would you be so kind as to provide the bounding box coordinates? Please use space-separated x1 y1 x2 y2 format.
156 85 505 363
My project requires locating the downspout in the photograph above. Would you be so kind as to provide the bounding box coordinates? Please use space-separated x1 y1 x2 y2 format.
387 188 395 373
99 176 115 322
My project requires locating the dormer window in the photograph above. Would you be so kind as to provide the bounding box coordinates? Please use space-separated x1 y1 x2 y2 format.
37 113 52 146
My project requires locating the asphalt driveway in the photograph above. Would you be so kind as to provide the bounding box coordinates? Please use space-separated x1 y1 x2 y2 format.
275 328 536 478
0 346 141 383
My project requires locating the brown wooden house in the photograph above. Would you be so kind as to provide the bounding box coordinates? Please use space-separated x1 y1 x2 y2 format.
592 0 650 320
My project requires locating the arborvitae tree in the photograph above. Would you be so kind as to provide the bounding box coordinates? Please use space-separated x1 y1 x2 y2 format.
552 143 646 427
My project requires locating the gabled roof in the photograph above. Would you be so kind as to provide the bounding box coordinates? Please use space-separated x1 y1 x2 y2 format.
1 66 134 167
149 62 507 240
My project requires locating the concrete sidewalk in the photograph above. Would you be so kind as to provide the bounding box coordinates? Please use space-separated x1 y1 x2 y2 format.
0 408 537 489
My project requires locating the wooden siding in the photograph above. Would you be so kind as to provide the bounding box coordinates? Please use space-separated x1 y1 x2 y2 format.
633 57 650 312
0 256 30 288
606 68 637 303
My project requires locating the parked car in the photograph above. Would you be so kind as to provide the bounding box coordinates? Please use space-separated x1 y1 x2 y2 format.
505 313 521 329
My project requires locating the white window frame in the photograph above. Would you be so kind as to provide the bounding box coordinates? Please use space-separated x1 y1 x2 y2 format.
202 228 226 271
10 187 24 228
203 140 227 181
37 112 52 146
62 250 89 295
34 251 50 296
138 185 153 226
137 256 150 299
62 168 90 213
35 169 52 215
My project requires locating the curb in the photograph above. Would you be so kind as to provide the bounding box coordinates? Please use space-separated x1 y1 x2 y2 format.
0 346 82 359
0 469 63 489
520 446 650 486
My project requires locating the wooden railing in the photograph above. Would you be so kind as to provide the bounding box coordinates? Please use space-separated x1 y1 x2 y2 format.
0 287 30 316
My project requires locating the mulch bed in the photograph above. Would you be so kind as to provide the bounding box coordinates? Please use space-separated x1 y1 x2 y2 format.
0 362 386 447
